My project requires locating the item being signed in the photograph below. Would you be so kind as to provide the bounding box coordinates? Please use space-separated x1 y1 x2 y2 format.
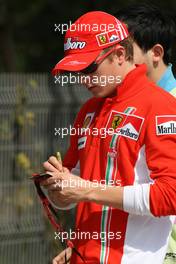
30 173 51 182
30 152 85 263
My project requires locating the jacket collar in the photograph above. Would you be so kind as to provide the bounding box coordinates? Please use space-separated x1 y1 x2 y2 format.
116 64 148 102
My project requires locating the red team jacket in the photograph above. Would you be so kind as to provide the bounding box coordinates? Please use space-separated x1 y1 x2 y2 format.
63 65 176 264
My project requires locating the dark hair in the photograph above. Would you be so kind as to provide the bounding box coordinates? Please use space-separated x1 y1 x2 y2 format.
115 4 176 65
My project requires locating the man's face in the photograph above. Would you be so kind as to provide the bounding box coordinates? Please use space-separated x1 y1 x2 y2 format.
81 54 122 98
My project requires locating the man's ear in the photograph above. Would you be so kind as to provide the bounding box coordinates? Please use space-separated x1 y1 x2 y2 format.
151 44 164 62
113 46 126 65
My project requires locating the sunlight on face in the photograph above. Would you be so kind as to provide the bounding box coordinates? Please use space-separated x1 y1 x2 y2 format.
133 42 153 75
82 57 122 98
133 42 147 65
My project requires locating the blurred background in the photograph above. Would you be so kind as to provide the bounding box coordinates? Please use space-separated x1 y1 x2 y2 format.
0 0 175 263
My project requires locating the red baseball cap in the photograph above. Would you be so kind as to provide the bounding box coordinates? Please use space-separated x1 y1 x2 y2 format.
52 11 129 75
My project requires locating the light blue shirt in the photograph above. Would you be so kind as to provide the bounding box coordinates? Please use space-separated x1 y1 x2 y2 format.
157 64 176 96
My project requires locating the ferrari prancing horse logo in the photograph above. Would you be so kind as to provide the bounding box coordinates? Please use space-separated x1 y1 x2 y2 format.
99 35 107 44
112 114 123 129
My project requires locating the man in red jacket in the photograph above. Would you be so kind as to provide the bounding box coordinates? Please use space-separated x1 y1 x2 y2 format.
42 11 176 264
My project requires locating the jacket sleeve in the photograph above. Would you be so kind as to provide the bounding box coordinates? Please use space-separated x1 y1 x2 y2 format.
123 96 176 217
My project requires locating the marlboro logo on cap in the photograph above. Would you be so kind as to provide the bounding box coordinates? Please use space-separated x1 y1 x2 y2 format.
64 38 86 51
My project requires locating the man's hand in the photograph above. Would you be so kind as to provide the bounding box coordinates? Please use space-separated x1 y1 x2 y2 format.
42 155 124 210
42 156 71 207
52 247 72 264
42 155 91 206
43 156 64 173
40 169 91 205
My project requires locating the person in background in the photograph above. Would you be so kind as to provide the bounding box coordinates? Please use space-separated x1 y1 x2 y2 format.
115 4 176 96
115 4 176 264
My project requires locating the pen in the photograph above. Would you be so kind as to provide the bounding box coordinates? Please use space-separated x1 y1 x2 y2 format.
56 151 63 172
